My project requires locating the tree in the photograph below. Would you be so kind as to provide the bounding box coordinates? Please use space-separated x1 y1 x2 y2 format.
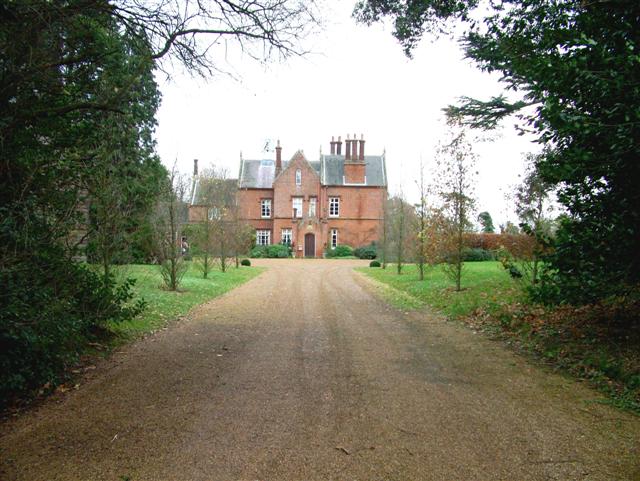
154 167 189 291
436 128 477 292
354 0 640 304
513 153 556 286
477 211 495 233
414 159 428 280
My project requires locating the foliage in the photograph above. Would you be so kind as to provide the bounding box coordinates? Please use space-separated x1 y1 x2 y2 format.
325 244 354 258
463 248 495 262
0 254 144 407
369 260 381 268
250 244 291 258
354 0 640 305
477 211 495 233
384 195 415 273
241 259 251 266
354 243 378 259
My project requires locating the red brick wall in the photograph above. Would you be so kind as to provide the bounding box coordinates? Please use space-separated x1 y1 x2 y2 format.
237 188 273 221
344 162 366 184
272 154 321 219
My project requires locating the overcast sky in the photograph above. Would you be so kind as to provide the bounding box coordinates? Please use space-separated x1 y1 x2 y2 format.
154 1 540 228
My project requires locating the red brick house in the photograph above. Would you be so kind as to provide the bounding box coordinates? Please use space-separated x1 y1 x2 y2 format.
237 134 387 257
189 135 387 258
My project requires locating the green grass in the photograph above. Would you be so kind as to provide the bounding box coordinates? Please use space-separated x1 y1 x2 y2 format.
358 262 521 318
109 262 263 338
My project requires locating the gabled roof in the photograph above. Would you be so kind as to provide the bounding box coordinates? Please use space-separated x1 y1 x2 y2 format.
238 152 386 189
190 177 237 206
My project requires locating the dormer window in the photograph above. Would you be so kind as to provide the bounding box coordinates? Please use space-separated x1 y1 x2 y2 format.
295 169 302 185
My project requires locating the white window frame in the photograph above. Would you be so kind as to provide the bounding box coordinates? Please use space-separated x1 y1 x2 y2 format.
292 197 303 218
331 229 338 249
295 169 302 185
308 197 317 217
256 230 270 246
281 228 292 245
329 197 340 217
207 207 220 221
260 199 272 218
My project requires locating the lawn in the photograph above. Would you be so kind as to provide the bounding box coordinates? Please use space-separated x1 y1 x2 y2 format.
109 262 264 338
359 261 521 318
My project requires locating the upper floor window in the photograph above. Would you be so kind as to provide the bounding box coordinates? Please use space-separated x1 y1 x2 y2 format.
308 197 317 217
331 228 338 249
281 228 292 245
295 169 302 185
256 230 270 246
329 197 340 217
261 199 271 218
292 197 303 218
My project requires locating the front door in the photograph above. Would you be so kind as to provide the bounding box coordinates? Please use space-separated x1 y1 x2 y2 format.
304 233 315 258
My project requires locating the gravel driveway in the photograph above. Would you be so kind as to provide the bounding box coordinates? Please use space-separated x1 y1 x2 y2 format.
1 259 638 480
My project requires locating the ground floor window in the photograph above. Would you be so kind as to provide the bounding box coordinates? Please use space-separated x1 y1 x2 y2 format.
331 228 338 249
256 229 271 246
281 228 292 245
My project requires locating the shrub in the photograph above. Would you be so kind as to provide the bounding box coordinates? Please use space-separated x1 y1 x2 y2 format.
325 244 354 258
0 251 144 406
462 248 495 262
250 246 267 258
354 243 377 259
266 244 291 258
240 259 251 266
369 260 381 267
250 244 291 258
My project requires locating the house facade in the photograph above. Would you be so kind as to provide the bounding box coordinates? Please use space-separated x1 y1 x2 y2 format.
235 135 387 257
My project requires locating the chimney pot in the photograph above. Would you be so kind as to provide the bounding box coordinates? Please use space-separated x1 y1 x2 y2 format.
359 136 365 161
275 140 282 176
337 136 342 155
193 158 199 176
345 136 351 160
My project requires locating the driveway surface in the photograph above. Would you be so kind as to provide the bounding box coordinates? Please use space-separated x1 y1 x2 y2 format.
1 259 639 480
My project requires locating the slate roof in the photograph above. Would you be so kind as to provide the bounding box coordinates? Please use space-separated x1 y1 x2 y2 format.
190 177 237 206
237 154 386 189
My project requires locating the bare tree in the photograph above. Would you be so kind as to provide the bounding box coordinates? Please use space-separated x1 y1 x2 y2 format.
387 192 414 275
414 159 428 280
154 165 189 290
436 127 477 291
110 0 320 76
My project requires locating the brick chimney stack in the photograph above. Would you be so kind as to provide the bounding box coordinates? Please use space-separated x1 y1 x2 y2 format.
345 134 351 160
337 136 342 155
330 136 336 155
193 158 199 176
344 133 366 184
275 140 282 176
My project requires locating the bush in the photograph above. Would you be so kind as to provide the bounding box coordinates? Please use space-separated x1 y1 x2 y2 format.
354 243 377 259
325 244 353 258
250 244 291 258
240 259 251 266
462 248 495 262
369 260 381 267
0 250 144 406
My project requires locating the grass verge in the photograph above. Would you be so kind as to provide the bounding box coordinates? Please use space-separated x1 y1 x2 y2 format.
110 262 263 338
358 262 640 414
